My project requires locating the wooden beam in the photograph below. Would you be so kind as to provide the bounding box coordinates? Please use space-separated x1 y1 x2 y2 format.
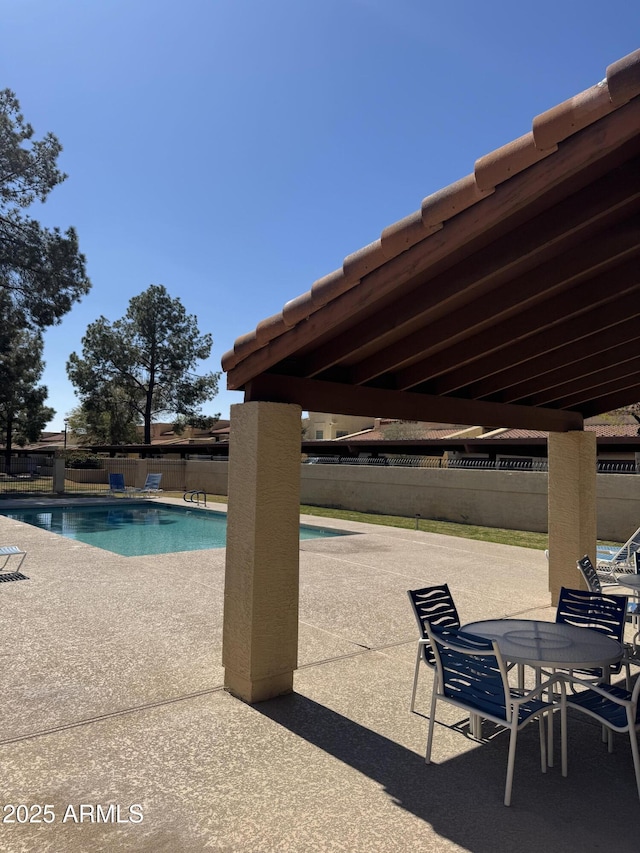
403 270 640 395
549 370 640 409
244 374 583 432
581 385 640 418
350 218 640 385
516 356 640 406
460 316 640 401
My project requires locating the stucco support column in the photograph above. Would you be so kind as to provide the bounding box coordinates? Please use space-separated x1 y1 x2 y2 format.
548 430 597 603
52 453 66 494
223 401 302 703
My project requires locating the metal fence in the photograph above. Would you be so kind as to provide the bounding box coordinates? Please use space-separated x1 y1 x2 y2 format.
304 455 638 473
447 457 550 471
62 459 186 495
0 454 54 495
0 457 187 497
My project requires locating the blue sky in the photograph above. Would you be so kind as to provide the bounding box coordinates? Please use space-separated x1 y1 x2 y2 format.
2 1 639 431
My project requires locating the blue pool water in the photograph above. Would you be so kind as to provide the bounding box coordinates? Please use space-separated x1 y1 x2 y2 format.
0 503 349 557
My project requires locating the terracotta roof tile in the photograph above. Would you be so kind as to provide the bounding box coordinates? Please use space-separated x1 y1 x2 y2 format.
588 423 640 437
420 173 493 231
493 428 549 439
532 82 614 149
225 330 257 364
282 291 314 327
342 238 387 280
474 132 557 192
607 49 640 106
380 209 436 257
255 312 287 345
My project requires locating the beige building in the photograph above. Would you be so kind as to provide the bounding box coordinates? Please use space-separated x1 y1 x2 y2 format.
304 412 375 441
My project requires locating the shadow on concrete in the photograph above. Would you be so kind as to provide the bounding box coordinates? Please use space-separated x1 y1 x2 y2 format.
255 692 640 852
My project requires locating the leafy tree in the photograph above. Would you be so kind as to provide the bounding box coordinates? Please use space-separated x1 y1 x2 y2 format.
0 89 91 327
172 413 220 436
609 405 640 434
0 319 55 472
383 420 426 440
66 397 140 446
67 284 220 444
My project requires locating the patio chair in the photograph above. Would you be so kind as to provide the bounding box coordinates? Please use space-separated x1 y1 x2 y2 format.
424 624 567 807
0 545 26 573
597 525 640 578
134 473 163 497
407 584 460 713
576 555 603 593
556 586 630 689
577 555 640 652
561 672 640 800
108 473 133 497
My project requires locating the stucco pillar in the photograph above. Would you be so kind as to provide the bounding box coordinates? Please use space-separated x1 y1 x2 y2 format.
223 401 302 702
548 431 597 603
53 454 66 494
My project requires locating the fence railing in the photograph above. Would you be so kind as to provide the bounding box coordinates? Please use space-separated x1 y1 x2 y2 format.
304 455 638 473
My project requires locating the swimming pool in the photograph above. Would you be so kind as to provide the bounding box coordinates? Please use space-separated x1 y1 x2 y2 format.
0 503 350 557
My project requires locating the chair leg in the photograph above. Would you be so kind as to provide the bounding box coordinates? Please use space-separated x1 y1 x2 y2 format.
469 713 482 739
559 687 568 778
425 674 439 764
626 712 640 801
538 714 547 774
504 722 519 807
410 647 422 713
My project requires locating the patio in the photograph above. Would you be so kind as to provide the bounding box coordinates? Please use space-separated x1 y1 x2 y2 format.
1 499 639 852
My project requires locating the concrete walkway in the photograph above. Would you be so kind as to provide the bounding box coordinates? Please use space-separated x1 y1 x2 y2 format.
0 499 639 852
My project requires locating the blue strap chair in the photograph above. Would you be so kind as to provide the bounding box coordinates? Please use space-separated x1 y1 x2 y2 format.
108 473 132 497
578 555 640 654
407 584 460 713
556 584 630 689
425 625 566 807
563 673 640 800
576 555 603 593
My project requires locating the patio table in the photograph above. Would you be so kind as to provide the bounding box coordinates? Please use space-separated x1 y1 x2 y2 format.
462 618 623 671
461 618 623 762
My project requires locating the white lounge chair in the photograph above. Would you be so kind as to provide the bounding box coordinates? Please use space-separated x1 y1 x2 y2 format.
0 545 26 573
134 473 163 497
597 525 640 580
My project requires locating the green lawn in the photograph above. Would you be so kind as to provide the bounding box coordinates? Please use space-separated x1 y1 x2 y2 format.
167 491 551 550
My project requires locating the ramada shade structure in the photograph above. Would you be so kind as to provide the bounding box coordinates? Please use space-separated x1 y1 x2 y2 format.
220 50 640 704
223 49 640 434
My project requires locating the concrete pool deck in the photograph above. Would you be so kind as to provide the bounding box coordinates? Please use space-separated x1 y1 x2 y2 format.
0 498 639 851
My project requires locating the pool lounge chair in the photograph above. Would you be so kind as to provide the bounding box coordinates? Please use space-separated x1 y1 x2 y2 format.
597 525 640 580
108 473 133 497
134 473 163 498
0 545 26 573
